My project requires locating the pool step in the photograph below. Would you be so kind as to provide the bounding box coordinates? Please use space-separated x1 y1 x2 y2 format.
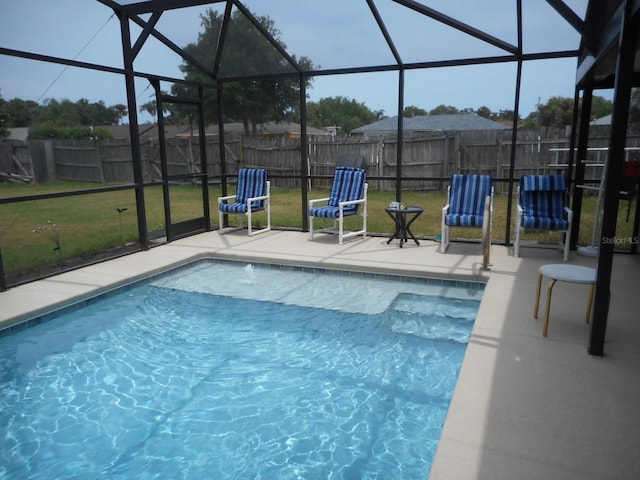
388 294 478 344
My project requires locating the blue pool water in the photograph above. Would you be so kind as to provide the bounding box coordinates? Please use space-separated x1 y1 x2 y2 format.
0 261 483 479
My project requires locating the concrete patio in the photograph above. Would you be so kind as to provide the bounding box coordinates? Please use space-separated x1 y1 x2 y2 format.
1 230 639 479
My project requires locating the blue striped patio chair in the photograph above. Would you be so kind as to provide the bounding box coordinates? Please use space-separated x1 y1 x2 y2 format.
441 174 493 254
515 174 572 261
309 167 368 244
218 168 271 236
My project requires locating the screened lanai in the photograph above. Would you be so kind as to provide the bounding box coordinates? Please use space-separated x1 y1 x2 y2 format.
0 0 638 354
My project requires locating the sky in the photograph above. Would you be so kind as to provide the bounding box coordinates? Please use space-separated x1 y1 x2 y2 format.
0 0 610 125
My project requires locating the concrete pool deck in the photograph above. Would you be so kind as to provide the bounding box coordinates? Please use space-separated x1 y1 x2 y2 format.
1 229 639 479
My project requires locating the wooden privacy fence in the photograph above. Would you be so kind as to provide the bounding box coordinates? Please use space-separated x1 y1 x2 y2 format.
2 125 634 191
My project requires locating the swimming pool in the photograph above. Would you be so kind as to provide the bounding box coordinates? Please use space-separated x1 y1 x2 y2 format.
0 260 483 479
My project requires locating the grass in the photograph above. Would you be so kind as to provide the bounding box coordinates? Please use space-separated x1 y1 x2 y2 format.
0 181 635 283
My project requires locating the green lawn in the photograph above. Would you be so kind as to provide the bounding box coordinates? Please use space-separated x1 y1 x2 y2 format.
0 181 633 283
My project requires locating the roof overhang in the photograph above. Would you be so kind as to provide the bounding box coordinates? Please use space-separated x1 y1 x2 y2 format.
576 0 640 89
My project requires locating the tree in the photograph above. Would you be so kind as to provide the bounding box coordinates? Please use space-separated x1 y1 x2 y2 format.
493 109 518 124
521 95 613 128
429 105 460 115
542 96 575 127
32 98 123 128
4 97 41 127
112 104 128 125
139 98 159 121
305 96 383 134
36 99 80 127
591 95 613 121
475 106 492 119
75 98 121 126
403 105 427 117
175 8 315 134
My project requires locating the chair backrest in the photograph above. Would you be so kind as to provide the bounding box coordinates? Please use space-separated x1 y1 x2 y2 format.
520 174 566 219
449 174 492 215
236 168 268 206
328 167 366 209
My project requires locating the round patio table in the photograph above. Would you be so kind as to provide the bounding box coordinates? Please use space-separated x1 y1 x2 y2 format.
534 263 596 337
385 206 423 247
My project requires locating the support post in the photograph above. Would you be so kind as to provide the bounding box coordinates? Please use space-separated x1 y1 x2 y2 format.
505 0 523 245
396 68 405 203
217 86 228 228
570 88 593 248
589 4 638 356
117 11 149 249
198 86 211 231
300 75 309 232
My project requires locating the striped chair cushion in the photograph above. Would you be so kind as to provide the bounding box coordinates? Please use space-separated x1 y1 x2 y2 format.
521 174 565 192
445 174 492 227
520 175 568 230
219 202 251 214
219 168 267 214
310 167 366 219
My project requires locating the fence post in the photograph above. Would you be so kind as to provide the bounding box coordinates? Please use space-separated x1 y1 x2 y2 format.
44 140 56 182
95 140 105 182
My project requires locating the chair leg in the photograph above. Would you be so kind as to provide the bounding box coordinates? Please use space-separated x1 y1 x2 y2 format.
440 208 449 253
481 200 491 270
266 200 271 232
514 224 521 257
441 224 448 253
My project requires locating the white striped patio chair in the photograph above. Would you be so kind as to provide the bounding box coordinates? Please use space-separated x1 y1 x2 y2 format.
514 174 572 261
309 167 368 244
441 174 493 254
218 168 271 236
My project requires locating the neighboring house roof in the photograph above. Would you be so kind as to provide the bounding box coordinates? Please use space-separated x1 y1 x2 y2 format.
5 127 29 142
352 113 508 134
590 114 612 125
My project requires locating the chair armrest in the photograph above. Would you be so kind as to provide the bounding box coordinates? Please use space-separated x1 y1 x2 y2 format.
442 203 450 215
218 194 236 204
564 206 573 222
338 197 366 207
309 197 330 208
247 194 269 203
